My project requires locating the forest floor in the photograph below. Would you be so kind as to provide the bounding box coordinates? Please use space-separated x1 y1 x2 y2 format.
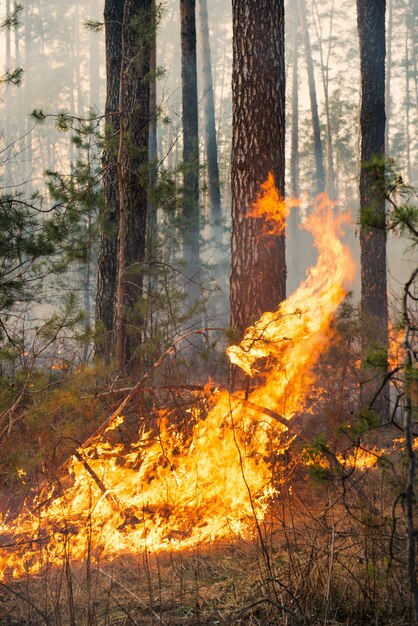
0 469 413 626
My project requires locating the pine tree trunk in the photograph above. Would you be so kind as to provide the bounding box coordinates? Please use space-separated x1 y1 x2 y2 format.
298 0 325 195
14 1 23 172
23 2 33 186
197 0 221 225
5 0 11 133
180 0 200 307
405 11 412 183
5 0 11 70
73 0 84 117
148 0 158 253
385 0 392 153
313 0 336 198
230 0 286 337
115 0 151 368
357 0 388 413
95 0 124 360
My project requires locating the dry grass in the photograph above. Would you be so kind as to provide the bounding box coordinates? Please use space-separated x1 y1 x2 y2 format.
0 465 413 626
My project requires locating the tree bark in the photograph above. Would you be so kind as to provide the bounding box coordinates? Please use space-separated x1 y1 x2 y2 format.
115 0 151 367
385 0 392 154
357 0 388 415
180 0 200 307
197 0 221 225
96 0 124 361
298 0 325 195
230 0 286 337
147 0 158 269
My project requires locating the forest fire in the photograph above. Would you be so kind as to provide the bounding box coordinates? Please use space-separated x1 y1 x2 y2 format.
0 182 356 581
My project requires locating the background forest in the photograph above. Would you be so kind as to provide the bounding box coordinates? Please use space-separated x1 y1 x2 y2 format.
0 0 417 624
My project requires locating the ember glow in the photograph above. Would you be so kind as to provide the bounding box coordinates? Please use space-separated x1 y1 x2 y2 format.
0 181 356 579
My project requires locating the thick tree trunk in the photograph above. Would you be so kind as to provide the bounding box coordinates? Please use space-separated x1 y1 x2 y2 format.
180 0 200 306
95 0 124 360
357 0 388 413
197 0 221 225
230 0 286 337
298 0 325 195
116 0 151 367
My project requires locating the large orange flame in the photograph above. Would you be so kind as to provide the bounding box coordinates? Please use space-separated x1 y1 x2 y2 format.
0 181 355 579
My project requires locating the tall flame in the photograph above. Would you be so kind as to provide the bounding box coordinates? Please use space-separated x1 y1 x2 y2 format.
0 182 355 580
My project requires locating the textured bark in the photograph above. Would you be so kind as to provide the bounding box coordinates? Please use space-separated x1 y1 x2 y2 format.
298 0 325 195
231 0 286 336
385 0 392 153
357 0 388 418
197 0 221 224
147 0 158 255
119 0 151 366
95 0 124 360
357 0 387 331
180 0 200 304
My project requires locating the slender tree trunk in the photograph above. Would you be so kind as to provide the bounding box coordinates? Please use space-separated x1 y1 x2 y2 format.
96 0 124 360
148 0 158 253
405 12 412 183
180 0 200 307
357 0 388 412
410 1 418 138
231 0 286 337
5 0 11 131
74 0 84 117
23 1 33 186
312 0 336 199
385 0 392 154
298 0 325 195
197 0 221 225
82 215 93 364
5 0 11 69
89 0 101 109
14 0 23 174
